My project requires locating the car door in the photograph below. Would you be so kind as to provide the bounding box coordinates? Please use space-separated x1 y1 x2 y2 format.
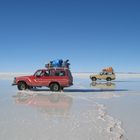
53 70 68 86
101 74 106 79
36 70 52 86
33 70 50 86
32 70 44 86
100 72 108 79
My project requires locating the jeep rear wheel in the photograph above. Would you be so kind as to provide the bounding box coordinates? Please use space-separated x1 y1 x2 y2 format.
106 77 111 81
50 83 60 91
17 82 27 90
92 77 97 81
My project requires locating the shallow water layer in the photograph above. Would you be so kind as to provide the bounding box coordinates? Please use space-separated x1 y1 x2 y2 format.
0 76 140 140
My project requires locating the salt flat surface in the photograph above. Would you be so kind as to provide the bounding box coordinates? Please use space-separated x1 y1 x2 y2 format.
0 73 140 140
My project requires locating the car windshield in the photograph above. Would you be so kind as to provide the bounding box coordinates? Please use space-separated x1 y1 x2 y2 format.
34 70 43 76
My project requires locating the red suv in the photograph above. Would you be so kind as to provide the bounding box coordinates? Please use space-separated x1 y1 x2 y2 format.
12 68 73 91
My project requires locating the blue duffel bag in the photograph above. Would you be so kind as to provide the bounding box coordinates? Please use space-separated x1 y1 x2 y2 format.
51 59 63 67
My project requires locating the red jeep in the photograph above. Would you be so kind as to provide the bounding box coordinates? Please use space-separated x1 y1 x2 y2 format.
12 68 73 91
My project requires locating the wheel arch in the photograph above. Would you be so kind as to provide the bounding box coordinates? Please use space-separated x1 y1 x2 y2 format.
17 80 27 85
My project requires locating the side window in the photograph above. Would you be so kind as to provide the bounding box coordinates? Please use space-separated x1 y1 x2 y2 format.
108 73 112 75
35 70 43 76
55 71 59 76
44 70 50 76
50 69 55 76
55 70 65 76
59 71 65 76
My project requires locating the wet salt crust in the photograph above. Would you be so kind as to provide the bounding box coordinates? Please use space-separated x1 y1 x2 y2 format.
0 73 140 140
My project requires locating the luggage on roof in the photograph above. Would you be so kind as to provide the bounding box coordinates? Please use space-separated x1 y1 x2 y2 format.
102 67 114 73
51 59 63 67
45 59 70 69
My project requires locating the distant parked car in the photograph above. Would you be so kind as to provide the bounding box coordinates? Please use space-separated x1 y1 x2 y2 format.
90 67 116 81
12 68 73 91
90 72 116 81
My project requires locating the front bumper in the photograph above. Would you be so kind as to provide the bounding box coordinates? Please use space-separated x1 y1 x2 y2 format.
12 83 17 86
12 77 17 86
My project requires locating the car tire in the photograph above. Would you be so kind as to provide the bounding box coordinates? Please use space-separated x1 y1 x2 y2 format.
50 83 60 91
106 77 111 81
17 82 27 90
92 77 97 81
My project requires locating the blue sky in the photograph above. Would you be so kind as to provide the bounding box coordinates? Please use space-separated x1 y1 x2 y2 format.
0 0 140 73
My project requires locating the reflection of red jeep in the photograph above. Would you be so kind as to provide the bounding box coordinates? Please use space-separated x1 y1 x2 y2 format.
13 93 73 116
12 68 73 91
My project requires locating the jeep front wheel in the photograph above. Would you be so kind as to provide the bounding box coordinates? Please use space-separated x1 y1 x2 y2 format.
50 83 60 91
92 77 97 81
17 82 27 90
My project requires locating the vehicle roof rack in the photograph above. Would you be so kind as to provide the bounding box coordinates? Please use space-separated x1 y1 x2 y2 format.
47 67 70 70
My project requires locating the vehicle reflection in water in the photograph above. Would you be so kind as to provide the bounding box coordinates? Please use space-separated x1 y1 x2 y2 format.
13 92 73 117
90 82 116 89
